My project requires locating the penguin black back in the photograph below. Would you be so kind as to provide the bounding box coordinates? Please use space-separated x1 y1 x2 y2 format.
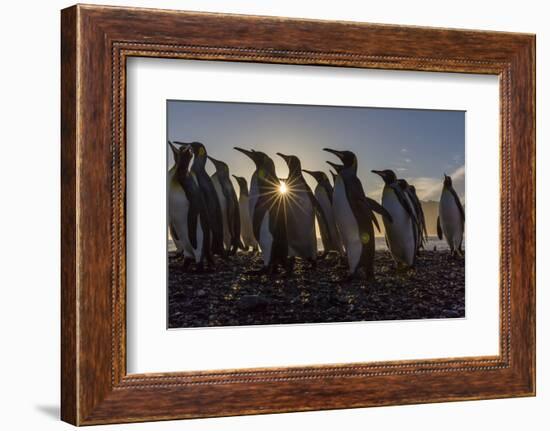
178 141 225 256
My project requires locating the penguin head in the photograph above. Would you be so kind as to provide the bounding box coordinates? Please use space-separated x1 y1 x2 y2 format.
169 141 193 169
443 173 453 187
168 141 180 164
372 169 398 185
323 148 357 170
234 147 263 169
207 156 229 176
302 169 329 185
173 141 207 167
172 145 193 182
276 153 302 177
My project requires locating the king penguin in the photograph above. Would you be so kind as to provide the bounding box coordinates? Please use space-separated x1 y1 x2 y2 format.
232 175 259 252
234 147 262 238
277 153 327 265
168 142 211 270
175 141 225 257
397 179 428 252
437 174 465 256
372 170 418 269
302 169 344 255
208 156 242 255
324 149 392 279
251 152 288 273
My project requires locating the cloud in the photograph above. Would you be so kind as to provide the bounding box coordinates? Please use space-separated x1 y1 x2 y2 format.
401 148 408 153
407 164 465 201
404 158 412 163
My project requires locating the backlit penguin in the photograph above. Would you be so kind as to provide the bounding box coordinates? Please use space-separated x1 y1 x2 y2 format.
437 174 465 256
397 179 428 252
208 156 242 255
372 170 418 269
234 148 262 238
252 153 288 273
174 141 225 257
168 142 211 270
276 153 327 266
302 169 344 255
324 149 392 279
232 175 259 252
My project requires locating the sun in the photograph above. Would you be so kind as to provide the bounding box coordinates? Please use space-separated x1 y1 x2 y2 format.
279 181 288 194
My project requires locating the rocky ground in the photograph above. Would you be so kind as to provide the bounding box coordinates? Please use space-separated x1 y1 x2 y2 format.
168 250 465 328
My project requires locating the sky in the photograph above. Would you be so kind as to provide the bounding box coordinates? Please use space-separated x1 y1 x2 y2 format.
167 100 465 202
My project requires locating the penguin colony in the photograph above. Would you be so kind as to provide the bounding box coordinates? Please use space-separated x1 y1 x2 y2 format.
168 141 465 279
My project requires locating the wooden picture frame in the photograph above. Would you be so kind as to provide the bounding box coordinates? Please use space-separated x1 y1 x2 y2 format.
61 4 535 425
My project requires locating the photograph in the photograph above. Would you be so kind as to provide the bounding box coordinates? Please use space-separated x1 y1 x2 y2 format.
167 100 466 329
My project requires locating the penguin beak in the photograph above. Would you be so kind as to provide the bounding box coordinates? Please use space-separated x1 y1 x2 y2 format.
276 152 289 161
371 170 384 178
302 169 313 176
234 147 256 160
323 148 344 160
168 141 179 154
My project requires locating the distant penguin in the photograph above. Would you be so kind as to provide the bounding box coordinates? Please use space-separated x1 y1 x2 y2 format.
175 141 225 257
397 179 427 252
251 152 288 273
168 142 211 270
324 149 392 279
232 175 259 251
302 169 344 255
437 174 465 256
234 147 262 236
372 170 417 269
208 156 242 255
277 153 326 264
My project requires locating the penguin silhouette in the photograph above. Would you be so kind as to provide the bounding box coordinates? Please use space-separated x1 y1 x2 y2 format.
324 149 392 279
437 174 465 256
174 141 225 257
208 155 242 255
232 175 259 252
372 169 418 269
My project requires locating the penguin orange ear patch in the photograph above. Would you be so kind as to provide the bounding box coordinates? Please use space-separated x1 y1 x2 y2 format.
198 147 206 156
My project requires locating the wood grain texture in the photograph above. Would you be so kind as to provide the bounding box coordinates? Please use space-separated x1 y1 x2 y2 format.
60 4 536 425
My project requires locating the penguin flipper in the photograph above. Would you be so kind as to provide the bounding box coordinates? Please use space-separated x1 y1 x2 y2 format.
450 186 465 227
391 184 417 225
307 188 331 247
437 216 443 240
363 197 393 224
169 222 180 241
371 213 381 233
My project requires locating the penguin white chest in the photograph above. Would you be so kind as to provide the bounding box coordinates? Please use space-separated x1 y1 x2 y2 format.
382 187 415 266
168 179 193 257
333 177 362 272
439 190 463 250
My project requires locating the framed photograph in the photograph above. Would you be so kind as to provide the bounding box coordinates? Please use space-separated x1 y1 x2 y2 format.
61 4 535 425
